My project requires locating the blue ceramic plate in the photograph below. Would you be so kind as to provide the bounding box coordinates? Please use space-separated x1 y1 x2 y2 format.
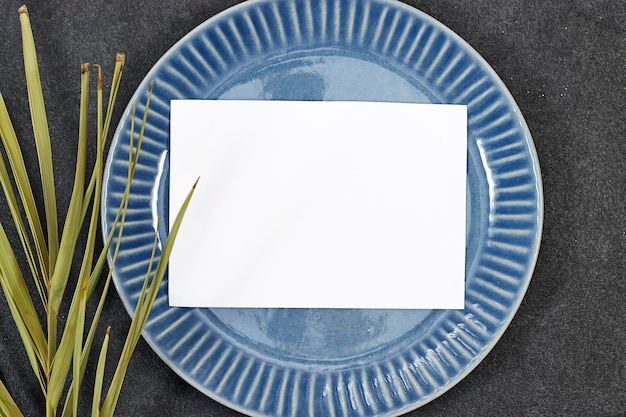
102 0 542 416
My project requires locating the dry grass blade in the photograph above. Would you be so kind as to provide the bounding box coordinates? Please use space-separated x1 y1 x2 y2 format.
58 59 127 417
0 272 44 395
0 224 46 390
50 58 125 414
79 65 103 223
0 144 45 306
47 63 91 372
72 282 88 417
57 203 129 417
0 378 24 417
1 7 193 415
59 207 126 417
81 54 123 225
18 5 58 273
99 178 198 417
0 92 48 293
92 327 110 417
101 54 124 144
96 84 190 417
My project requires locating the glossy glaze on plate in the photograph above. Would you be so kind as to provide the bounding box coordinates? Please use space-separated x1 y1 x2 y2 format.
101 0 543 415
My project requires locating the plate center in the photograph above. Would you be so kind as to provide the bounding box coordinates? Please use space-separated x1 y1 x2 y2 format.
200 308 441 365
209 47 437 103
187 48 481 366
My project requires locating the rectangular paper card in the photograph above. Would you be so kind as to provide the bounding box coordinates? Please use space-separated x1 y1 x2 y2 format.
169 100 467 309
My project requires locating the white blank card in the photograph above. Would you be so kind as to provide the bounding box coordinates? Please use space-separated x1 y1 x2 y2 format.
169 100 466 309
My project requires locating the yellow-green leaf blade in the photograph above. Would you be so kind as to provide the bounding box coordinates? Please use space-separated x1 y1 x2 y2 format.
0 377 24 417
0 148 45 307
99 178 198 417
18 5 58 273
48 63 91 356
0 92 49 282
91 327 110 417
72 282 88 417
0 223 47 383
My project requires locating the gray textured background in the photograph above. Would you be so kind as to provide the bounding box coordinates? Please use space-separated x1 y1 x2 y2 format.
0 1 624 416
